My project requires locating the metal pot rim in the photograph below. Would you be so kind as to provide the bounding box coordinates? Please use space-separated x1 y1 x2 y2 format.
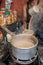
11 34 38 49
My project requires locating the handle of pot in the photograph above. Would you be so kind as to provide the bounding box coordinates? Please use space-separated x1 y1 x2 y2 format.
22 29 34 36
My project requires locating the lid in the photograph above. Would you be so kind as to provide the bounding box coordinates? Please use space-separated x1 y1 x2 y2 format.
29 6 39 16
33 6 39 13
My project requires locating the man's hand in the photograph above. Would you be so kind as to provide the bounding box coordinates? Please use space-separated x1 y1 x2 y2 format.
10 32 15 36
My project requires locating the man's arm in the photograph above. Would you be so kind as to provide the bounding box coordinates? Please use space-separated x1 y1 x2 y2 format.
0 23 15 36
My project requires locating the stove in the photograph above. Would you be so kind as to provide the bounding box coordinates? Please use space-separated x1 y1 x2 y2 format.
10 54 38 65
3 45 43 65
8 58 39 65
8 56 39 65
3 53 39 65
0 39 43 65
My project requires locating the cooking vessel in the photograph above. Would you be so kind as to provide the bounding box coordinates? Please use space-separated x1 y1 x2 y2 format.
9 34 38 61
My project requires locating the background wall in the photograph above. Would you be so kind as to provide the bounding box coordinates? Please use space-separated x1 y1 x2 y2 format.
12 0 27 16
1 0 43 9
0 0 43 16
0 0 27 17
0 0 5 8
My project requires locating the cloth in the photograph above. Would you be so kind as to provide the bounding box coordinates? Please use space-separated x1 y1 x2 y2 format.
29 13 43 44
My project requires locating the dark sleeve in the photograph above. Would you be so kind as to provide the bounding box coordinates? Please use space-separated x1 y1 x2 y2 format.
7 22 17 32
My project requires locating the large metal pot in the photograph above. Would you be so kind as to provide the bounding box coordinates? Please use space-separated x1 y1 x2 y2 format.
10 34 38 61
